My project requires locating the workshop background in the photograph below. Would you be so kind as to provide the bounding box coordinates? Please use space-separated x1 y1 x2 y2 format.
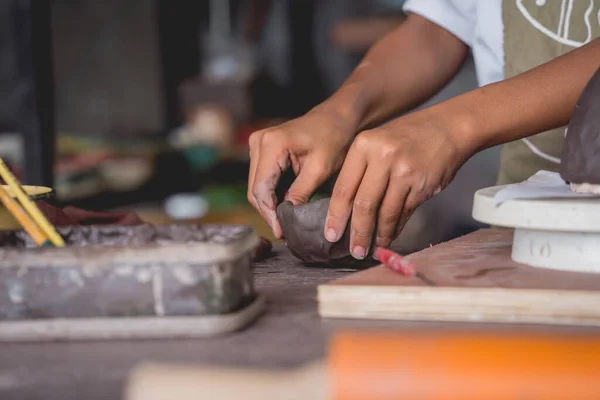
0 0 500 252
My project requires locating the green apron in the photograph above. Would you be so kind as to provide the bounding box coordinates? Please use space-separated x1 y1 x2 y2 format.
498 0 600 185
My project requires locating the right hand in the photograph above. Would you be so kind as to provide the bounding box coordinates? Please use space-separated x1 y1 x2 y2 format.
248 108 356 238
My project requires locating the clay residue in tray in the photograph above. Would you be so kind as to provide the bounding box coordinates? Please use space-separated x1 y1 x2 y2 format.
0 224 254 248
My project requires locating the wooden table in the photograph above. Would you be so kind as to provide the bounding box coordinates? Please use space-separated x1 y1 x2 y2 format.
2 244 599 400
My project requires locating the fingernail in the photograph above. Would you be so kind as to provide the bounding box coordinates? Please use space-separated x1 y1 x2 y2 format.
325 228 338 242
352 245 366 259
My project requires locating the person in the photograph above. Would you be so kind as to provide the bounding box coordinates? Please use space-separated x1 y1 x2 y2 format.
247 0 600 260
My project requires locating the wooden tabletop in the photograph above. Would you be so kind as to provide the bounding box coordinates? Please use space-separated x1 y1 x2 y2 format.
2 244 599 400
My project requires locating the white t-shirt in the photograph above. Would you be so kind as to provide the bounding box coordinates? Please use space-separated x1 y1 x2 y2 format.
403 0 504 87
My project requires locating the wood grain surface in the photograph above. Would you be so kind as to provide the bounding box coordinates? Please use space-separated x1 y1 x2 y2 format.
319 229 600 326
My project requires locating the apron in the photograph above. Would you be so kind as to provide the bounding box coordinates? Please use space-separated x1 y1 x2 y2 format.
498 0 600 185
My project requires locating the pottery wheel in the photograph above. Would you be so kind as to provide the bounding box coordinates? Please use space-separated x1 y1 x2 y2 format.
472 185 600 273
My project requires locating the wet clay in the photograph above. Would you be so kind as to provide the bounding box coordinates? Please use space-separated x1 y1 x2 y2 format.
277 198 373 266
560 67 600 186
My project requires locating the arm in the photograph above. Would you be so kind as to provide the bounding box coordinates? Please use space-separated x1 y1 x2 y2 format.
248 14 469 238
324 38 600 258
438 38 600 154
331 16 406 52
315 13 469 131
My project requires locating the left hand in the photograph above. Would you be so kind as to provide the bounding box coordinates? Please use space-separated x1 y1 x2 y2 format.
324 110 471 259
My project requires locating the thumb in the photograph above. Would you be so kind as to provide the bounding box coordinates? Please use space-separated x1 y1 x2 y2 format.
284 165 329 205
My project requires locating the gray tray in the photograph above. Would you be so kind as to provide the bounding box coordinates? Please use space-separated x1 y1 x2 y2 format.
0 224 260 320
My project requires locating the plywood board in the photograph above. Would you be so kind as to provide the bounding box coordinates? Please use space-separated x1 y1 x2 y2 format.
318 229 600 326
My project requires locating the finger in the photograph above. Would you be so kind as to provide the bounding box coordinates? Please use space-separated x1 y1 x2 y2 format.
349 166 390 259
324 146 367 243
375 183 410 249
284 160 328 205
247 131 262 210
251 137 290 238
393 190 422 239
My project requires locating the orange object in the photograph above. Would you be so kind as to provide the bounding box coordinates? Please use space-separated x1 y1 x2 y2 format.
126 331 600 400
330 332 600 400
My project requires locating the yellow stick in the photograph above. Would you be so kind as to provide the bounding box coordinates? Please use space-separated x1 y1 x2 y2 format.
0 159 64 247
0 185 51 247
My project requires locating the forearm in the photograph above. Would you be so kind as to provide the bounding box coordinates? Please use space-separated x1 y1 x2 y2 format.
442 38 600 155
315 14 469 132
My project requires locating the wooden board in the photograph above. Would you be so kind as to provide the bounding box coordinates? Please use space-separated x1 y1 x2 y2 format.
318 229 600 326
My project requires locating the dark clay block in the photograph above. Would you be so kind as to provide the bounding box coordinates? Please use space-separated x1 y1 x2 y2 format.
560 66 600 184
277 198 374 266
0 224 258 320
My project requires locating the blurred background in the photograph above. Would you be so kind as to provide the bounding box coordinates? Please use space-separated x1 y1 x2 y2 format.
0 0 500 253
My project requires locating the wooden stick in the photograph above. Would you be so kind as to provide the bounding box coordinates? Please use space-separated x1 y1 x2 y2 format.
0 185 50 247
126 362 328 400
0 158 64 247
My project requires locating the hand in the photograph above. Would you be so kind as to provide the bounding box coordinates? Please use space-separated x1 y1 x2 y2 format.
324 110 471 259
248 109 356 238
